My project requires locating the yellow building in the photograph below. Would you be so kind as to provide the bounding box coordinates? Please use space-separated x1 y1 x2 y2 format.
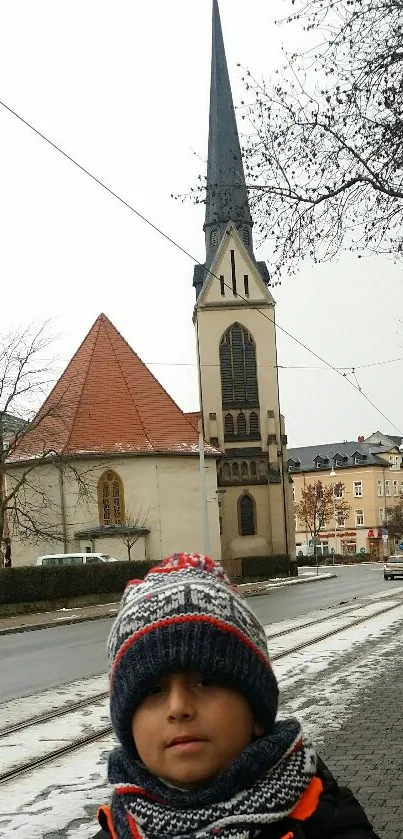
288 432 403 558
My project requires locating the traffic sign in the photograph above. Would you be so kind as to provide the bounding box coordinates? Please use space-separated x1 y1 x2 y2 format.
399 542 403 551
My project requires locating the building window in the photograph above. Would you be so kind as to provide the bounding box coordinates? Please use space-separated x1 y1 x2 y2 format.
239 493 256 536
220 275 225 296
379 508 386 525
259 461 266 478
390 455 400 470
244 275 249 296
249 411 260 434
377 480 384 497
224 413 234 435
250 461 257 478
355 509 364 526
385 480 391 497
237 412 247 436
353 481 363 497
242 226 250 247
222 463 231 480
220 323 259 408
292 485 296 501
336 511 346 527
394 479 399 496
98 470 125 526
210 227 219 248
232 462 240 479
334 485 343 499
241 461 248 478
294 514 298 531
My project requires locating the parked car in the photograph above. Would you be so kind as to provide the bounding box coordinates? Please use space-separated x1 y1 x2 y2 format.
36 552 118 567
383 555 403 580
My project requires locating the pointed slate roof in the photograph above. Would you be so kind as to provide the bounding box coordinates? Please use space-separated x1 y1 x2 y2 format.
10 314 217 461
204 0 253 259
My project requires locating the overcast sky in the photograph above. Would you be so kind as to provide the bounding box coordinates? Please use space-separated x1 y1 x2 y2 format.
2 0 403 448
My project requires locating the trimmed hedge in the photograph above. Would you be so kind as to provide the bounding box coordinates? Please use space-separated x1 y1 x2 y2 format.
240 554 294 581
0 561 156 606
296 553 375 567
0 554 296 606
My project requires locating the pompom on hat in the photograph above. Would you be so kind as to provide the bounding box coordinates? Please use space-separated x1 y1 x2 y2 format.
107 553 279 751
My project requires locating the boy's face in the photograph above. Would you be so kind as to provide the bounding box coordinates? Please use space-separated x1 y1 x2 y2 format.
132 670 264 789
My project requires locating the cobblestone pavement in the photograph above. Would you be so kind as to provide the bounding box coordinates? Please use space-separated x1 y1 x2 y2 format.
316 652 403 839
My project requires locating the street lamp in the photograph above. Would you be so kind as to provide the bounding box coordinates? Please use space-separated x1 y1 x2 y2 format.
330 467 337 565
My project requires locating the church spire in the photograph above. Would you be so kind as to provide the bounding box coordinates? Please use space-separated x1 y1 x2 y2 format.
204 0 253 262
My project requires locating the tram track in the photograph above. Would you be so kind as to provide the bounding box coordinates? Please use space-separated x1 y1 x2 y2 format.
1 593 403 784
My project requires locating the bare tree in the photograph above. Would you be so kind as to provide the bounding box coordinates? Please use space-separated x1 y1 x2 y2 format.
385 495 403 540
1 323 94 550
234 0 403 278
115 507 150 561
295 480 351 570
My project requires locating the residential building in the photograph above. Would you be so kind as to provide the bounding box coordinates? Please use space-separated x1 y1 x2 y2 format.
189 0 295 566
288 433 403 558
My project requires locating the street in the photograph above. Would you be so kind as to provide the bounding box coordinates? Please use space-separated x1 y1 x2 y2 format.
0 562 397 702
1 573 403 839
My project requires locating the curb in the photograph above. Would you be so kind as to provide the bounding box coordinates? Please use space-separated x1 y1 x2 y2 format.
239 572 337 597
0 573 337 636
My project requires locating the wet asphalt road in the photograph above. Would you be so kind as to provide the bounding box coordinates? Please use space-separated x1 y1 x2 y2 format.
1 563 401 702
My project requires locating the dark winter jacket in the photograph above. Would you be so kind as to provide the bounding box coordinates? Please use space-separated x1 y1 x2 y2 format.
91 759 379 839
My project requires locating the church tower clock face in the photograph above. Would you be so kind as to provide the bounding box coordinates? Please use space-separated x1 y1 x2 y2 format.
193 1 295 564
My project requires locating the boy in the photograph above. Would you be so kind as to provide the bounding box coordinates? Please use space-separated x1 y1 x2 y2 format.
94 553 379 839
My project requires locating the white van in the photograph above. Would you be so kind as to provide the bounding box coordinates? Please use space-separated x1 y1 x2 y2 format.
36 552 118 567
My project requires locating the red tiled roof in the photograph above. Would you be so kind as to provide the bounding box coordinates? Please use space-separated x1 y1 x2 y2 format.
186 411 202 430
10 314 217 461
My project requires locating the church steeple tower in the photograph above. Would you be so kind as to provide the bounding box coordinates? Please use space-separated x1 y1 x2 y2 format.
193 0 255 297
204 0 253 260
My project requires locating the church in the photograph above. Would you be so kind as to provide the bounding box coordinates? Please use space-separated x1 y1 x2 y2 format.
7 0 295 569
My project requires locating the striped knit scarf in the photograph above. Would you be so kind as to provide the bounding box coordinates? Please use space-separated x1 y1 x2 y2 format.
107 719 317 839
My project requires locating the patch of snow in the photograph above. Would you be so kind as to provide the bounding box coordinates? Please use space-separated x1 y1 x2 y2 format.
0 673 108 730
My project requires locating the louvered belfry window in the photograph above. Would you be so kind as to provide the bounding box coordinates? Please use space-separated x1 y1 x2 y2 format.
220 323 259 408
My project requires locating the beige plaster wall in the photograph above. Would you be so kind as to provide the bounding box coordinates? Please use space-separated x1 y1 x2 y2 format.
6 454 221 567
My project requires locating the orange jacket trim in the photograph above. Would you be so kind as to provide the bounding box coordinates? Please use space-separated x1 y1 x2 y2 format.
97 805 119 839
290 776 324 822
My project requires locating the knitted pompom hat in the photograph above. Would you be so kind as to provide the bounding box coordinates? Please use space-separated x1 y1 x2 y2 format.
107 553 279 752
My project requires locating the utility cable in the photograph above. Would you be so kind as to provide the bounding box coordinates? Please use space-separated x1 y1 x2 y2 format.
1 100 402 436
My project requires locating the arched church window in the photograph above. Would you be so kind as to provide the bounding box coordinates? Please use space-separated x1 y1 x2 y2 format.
239 494 256 536
250 412 260 434
210 228 219 248
241 461 248 478
222 463 231 480
237 412 246 436
98 470 125 526
224 413 234 435
219 323 259 409
232 462 240 479
250 461 257 478
258 461 266 478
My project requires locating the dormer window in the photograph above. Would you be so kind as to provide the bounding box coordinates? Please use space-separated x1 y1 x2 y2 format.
314 455 329 469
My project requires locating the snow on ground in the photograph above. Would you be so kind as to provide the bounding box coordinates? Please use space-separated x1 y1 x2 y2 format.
1 591 403 838
1 695 110 776
0 673 109 731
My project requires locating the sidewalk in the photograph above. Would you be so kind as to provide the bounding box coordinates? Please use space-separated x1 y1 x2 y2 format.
0 571 336 635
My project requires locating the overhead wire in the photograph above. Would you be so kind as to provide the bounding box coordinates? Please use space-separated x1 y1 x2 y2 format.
1 99 403 436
